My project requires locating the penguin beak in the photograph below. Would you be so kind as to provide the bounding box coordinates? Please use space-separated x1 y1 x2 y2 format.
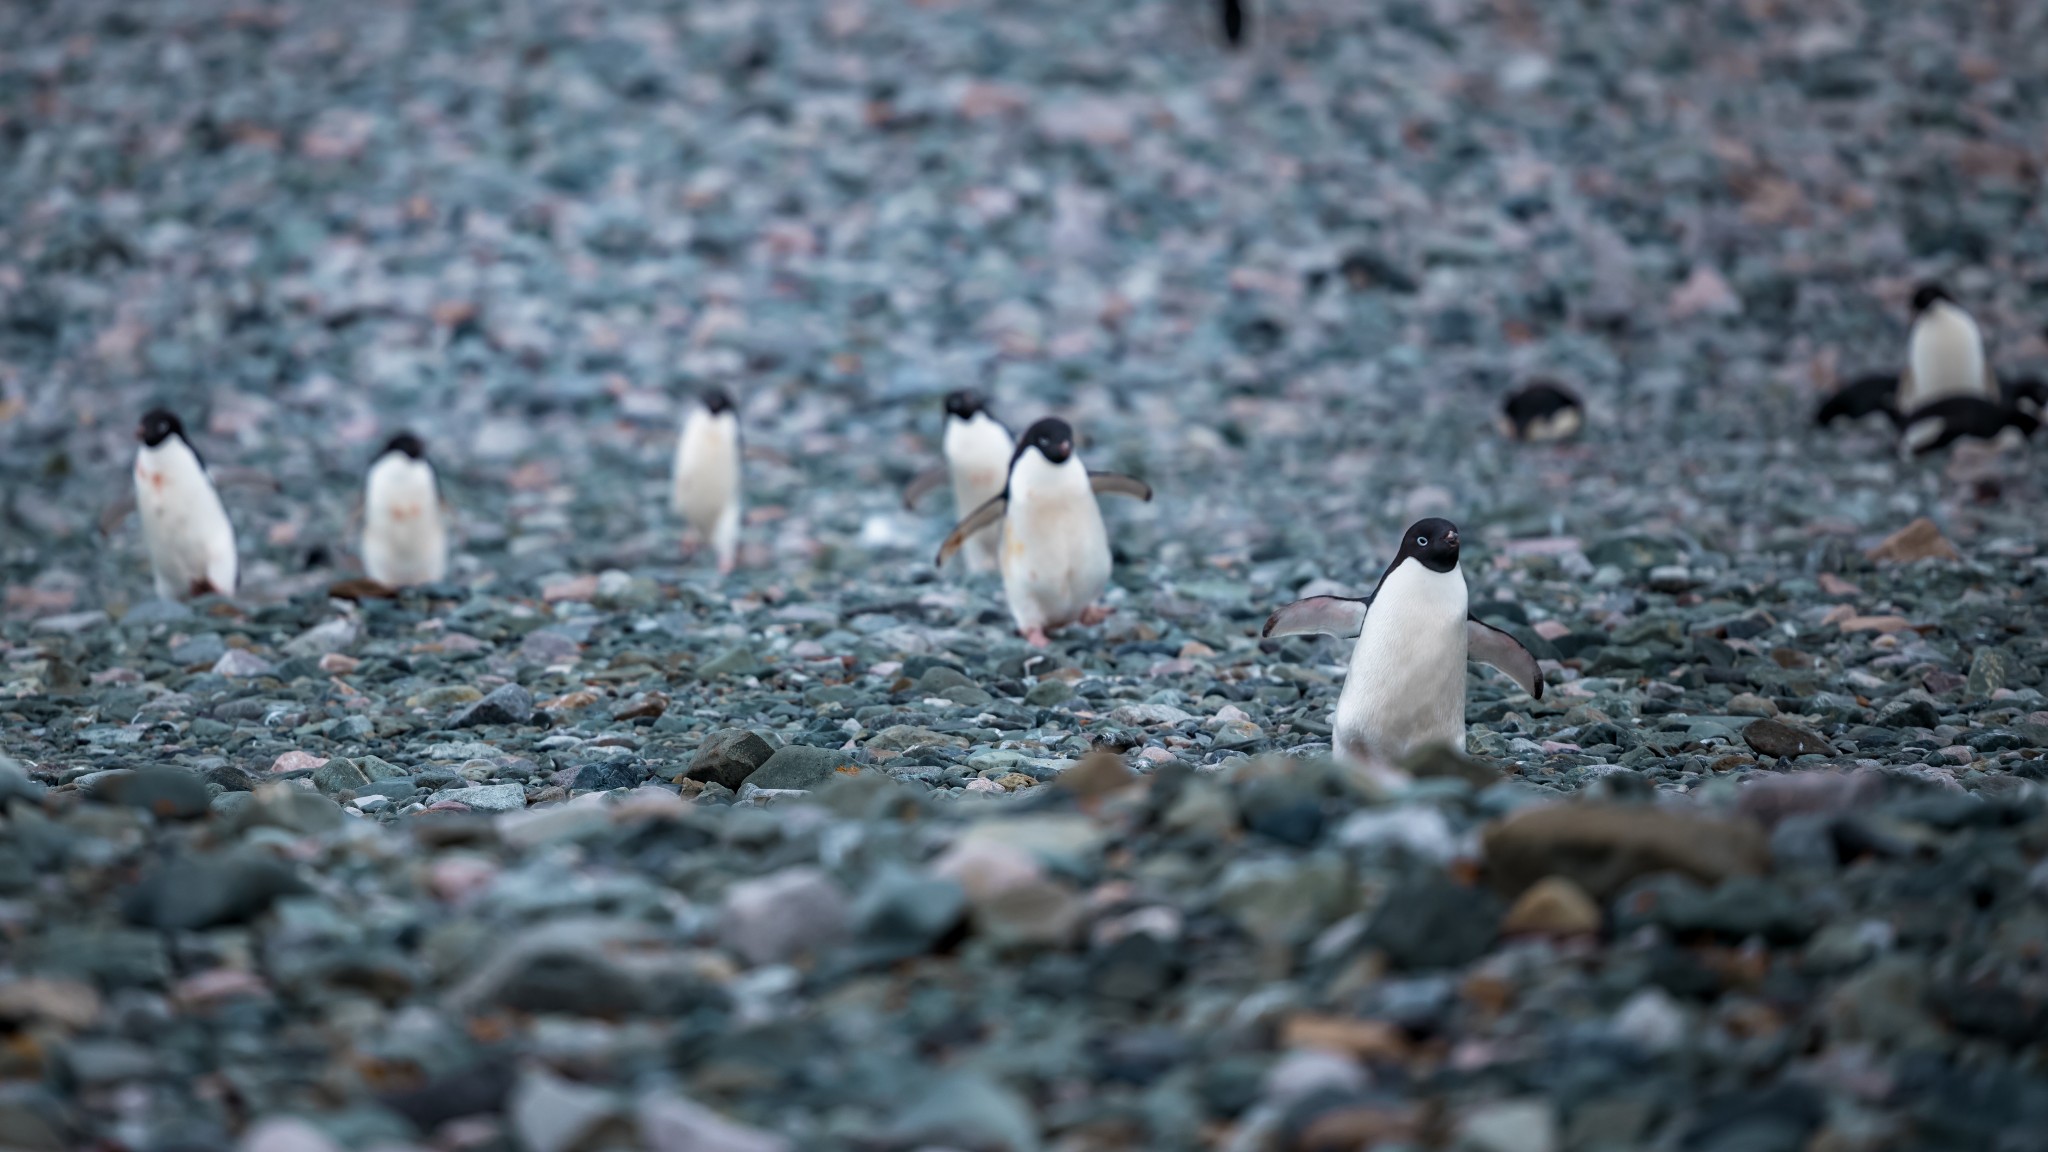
1445 529 1459 547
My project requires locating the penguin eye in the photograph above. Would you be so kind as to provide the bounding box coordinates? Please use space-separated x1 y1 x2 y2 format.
1416 535 1428 546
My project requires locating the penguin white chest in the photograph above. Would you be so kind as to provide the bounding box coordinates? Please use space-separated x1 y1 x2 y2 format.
1000 454 1111 633
671 409 742 569
134 441 238 600
363 455 446 587
1334 561 1469 763
1905 304 1989 408
944 414 1012 571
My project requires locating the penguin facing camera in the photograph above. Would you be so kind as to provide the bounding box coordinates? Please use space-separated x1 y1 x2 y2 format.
937 417 1152 647
904 389 1015 573
671 388 743 575
1263 518 1544 764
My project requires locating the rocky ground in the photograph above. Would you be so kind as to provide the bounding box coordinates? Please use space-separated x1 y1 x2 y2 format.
4 0 2048 1149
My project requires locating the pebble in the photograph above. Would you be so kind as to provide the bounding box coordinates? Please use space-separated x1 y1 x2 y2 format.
436 784 528 813
719 868 851 966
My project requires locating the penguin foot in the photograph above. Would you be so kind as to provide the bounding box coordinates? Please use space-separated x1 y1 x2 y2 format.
1023 627 1051 648
1079 605 1113 626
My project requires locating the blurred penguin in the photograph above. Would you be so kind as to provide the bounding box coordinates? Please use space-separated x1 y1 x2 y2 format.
1816 282 1999 428
362 432 447 587
131 407 238 600
671 388 742 574
1498 379 1584 443
903 389 1013 573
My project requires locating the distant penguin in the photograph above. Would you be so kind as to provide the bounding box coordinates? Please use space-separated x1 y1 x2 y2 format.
1897 396 2040 458
671 388 742 574
1498 380 1584 442
362 432 447 587
132 407 238 600
1220 0 1247 47
904 389 1014 573
936 417 1152 646
1816 284 2000 428
1263 518 1543 764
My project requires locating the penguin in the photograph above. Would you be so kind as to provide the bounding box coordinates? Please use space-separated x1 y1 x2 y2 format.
131 407 238 601
1815 282 1999 427
362 432 447 587
1498 379 1584 442
936 417 1152 647
903 389 1014 572
1220 0 1247 47
1262 518 1544 764
671 388 742 574
1897 395 2040 458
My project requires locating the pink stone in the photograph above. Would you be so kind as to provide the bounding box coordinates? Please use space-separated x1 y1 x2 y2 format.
270 751 328 774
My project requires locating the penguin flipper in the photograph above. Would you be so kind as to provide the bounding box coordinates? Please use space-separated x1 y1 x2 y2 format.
936 494 1006 566
97 493 138 536
1262 595 1370 639
1088 472 1153 501
1467 618 1544 700
902 466 949 510
1814 374 1899 427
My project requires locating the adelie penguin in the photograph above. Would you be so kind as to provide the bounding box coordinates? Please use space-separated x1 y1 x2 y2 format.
362 432 447 587
1896 395 2040 458
903 389 1013 573
131 407 239 600
1815 282 1998 428
936 417 1152 647
1263 518 1544 764
671 388 742 575
1498 379 1584 442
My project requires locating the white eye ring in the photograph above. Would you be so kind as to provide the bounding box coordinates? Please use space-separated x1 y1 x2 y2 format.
1416 535 1428 546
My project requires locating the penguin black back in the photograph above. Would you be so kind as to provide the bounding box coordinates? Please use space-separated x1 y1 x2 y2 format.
1900 396 2038 457
1220 0 1247 47
1500 380 1584 441
1814 374 1903 428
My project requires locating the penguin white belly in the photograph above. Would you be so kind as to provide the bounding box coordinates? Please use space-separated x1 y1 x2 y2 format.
671 412 741 567
1000 462 1111 633
945 415 1012 572
134 444 237 600
363 458 446 587
1905 306 1989 408
1333 565 1468 762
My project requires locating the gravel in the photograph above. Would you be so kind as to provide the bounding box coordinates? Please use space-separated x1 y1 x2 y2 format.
4 0 2048 1146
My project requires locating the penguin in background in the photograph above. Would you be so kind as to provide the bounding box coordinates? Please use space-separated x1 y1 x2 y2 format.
362 432 447 587
1815 282 1999 428
936 417 1152 647
1498 379 1585 443
1263 518 1544 765
1896 395 2040 458
903 389 1014 573
671 388 742 574
1220 0 1248 48
130 407 239 601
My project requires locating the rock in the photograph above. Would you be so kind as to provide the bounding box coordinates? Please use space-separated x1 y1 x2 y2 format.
1456 1099 1559 1152
408 685 483 708
1743 718 1835 759
1611 987 1687 1053
699 648 766 679
1401 742 1502 785
1239 775 1325 846
1865 517 1960 563
310 759 371 795
237 1119 345 1152
1057 751 1138 800
170 634 227 664
232 786 346 834
450 683 533 727
638 1091 790 1152
1026 679 1074 706
885 1073 1040 1152
438 784 528 812
1112 703 1194 726
917 665 977 694
971 878 1085 948
1967 648 2015 698
573 760 642 791
1824 956 1946 1051
1335 805 1458 863
853 865 968 963
719 867 850 966
0 757 45 805
1363 872 1501 970
96 768 210 818
1500 876 1601 936
1217 857 1350 954
1726 692 1779 717
1877 698 1942 730
450 920 674 1016
212 649 275 678
684 729 776 790
743 745 859 791
282 617 358 658
510 1067 625 1152
1481 803 1769 900
122 851 308 931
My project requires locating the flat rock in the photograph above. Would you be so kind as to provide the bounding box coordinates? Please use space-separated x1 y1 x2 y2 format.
1742 718 1835 759
742 745 860 791
684 728 776 790
450 683 534 728
1482 803 1770 900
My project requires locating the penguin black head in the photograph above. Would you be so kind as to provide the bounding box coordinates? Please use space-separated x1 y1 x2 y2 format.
1910 282 1952 314
944 389 987 422
1396 518 1461 574
379 432 427 461
1220 0 1246 47
700 388 735 415
137 408 187 448
1016 417 1074 466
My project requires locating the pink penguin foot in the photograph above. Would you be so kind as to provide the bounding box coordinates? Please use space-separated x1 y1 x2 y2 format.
1079 605 1113 626
1023 627 1051 648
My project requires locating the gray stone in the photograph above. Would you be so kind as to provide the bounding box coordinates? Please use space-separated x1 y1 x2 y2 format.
1743 719 1835 759
685 729 776 790
450 683 534 728
1364 872 1501 970
1967 647 2015 699
169 634 227 665
311 759 371 795
95 768 209 818
511 1068 626 1152
439 784 527 812
1026 679 1075 706
719 867 850 966
212 648 275 678
573 760 642 791
699 648 767 679
637 1091 791 1152
853 866 968 963
122 851 308 931
742 745 857 791
282 617 358 658
885 1073 1041 1152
